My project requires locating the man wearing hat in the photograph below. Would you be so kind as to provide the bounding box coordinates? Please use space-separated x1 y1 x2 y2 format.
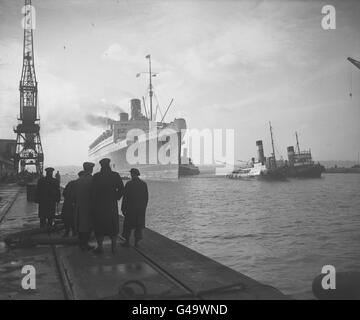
92 158 124 254
61 170 84 237
121 168 148 247
75 162 95 250
35 167 61 228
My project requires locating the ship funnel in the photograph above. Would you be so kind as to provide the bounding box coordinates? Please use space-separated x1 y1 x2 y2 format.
287 146 295 166
120 112 129 122
173 118 186 131
256 140 265 164
130 99 142 120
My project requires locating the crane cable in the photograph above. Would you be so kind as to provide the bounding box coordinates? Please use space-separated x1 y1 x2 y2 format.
349 63 353 98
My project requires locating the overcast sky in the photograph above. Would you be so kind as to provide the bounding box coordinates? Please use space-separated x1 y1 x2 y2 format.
0 0 359 166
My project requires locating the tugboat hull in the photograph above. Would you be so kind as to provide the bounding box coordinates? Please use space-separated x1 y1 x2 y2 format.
286 164 324 178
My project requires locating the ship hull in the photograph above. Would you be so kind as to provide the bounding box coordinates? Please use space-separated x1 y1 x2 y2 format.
89 134 181 180
286 164 324 178
179 164 200 176
226 163 287 181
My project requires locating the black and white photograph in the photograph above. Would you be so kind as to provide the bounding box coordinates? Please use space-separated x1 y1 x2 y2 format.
0 0 360 305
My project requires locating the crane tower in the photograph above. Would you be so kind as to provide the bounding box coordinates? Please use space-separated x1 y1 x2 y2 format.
14 0 44 175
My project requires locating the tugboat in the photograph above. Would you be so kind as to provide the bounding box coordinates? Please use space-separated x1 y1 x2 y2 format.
285 132 324 178
226 123 287 180
179 158 200 176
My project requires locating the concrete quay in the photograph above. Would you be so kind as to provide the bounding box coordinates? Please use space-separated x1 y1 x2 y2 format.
0 186 287 300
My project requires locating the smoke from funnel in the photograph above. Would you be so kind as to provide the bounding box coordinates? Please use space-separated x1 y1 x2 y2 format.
85 114 115 128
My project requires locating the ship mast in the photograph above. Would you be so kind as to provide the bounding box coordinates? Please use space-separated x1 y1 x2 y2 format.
295 132 301 154
269 122 277 168
146 54 153 121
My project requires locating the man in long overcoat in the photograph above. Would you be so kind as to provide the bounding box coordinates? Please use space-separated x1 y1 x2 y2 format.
121 168 148 247
61 170 84 237
75 162 95 250
36 167 61 228
92 158 124 254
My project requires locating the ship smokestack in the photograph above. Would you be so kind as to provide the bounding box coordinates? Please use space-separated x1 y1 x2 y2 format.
130 99 141 120
256 140 265 164
287 146 295 166
120 112 129 122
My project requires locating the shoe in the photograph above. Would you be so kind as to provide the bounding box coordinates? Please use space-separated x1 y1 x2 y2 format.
93 246 104 255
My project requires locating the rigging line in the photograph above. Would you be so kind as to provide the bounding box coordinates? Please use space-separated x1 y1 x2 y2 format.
142 96 148 119
154 92 163 120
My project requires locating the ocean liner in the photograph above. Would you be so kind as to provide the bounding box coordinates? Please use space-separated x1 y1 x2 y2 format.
88 55 197 179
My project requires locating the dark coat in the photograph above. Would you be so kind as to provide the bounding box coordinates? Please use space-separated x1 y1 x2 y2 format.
92 168 124 236
74 173 93 233
121 177 148 229
36 176 61 218
61 179 77 225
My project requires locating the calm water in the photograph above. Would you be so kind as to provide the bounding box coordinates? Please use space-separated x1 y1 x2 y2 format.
144 173 360 299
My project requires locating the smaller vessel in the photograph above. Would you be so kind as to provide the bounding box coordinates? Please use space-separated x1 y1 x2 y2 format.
227 124 287 181
285 132 324 178
226 161 285 180
179 157 200 176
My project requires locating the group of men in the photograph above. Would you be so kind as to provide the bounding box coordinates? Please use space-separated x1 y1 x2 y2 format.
35 158 148 254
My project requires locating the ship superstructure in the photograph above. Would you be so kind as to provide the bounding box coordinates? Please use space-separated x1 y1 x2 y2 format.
285 132 324 178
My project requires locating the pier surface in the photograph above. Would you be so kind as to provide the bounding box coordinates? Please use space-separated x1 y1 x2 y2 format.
0 186 286 300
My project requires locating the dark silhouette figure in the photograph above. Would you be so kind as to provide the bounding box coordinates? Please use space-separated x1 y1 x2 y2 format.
55 170 61 184
36 167 61 228
121 168 148 247
75 162 95 251
92 158 124 254
61 170 84 237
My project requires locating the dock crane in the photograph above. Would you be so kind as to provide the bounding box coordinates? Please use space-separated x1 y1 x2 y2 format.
14 0 44 175
348 57 360 98
348 57 360 70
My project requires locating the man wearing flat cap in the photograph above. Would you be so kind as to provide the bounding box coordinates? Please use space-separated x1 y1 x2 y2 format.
121 168 148 247
36 167 61 228
92 158 124 254
75 162 95 250
61 170 84 237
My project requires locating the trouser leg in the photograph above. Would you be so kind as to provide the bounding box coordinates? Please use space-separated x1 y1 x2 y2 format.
134 227 143 241
111 236 117 253
47 217 53 227
70 216 76 236
40 217 46 228
83 232 90 244
123 226 132 242
96 235 104 248
78 232 88 247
